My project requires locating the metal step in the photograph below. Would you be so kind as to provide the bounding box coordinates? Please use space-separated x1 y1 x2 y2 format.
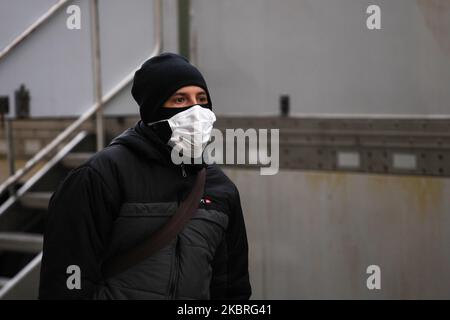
0 232 43 253
19 192 52 210
61 152 94 169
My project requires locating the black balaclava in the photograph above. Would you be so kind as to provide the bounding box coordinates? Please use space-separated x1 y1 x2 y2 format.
131 53 213 172
131 52 213 125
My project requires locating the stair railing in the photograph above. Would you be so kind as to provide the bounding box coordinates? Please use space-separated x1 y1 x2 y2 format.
0 0 162 199
0 0 163 299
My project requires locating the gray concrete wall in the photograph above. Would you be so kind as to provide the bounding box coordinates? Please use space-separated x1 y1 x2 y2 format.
2 0 450 118
192 0 450 116
0 0 59 50
0 0 170 118
0 0 94 118
223 167 450 299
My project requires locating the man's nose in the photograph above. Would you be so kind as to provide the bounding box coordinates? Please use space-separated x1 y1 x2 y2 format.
192 95 202 105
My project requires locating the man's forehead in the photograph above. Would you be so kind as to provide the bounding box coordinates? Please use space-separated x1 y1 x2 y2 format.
173 86 206 95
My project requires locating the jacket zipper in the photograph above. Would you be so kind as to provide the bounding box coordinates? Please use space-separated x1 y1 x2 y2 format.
168 236 180 299
180 163 187 178
169 164 185 298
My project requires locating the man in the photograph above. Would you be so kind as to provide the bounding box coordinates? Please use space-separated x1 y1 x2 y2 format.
38 52 252 300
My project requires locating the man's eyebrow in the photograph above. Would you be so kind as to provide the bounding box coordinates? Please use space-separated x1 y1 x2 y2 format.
173 91 206 96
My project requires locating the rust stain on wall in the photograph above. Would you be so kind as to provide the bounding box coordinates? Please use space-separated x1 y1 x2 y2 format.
371 174 444 215
356 175 444 215
303 170 348 193
303 171 444 216
417 0 450 56
395 175 444 215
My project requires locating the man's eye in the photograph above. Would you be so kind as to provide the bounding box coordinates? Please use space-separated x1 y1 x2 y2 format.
199 96 208 103
175 97 185 103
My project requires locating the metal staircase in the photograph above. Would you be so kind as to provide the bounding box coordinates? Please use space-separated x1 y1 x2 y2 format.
0 131 96 299
0 0 162 299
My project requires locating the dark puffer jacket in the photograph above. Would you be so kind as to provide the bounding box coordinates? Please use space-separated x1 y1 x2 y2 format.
38 121 251 300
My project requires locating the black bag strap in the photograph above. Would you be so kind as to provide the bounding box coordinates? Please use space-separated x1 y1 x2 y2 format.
102 167 206 279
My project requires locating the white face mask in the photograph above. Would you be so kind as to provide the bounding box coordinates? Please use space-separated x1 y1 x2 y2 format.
166 104 216 159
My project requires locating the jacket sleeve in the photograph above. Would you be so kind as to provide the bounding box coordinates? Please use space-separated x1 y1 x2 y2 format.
38 166 118 300
210 185 252 300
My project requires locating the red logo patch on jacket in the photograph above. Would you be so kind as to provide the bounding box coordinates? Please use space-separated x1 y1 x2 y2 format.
200 196 212 205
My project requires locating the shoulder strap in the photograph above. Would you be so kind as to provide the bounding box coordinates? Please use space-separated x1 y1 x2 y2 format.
102 167 206 279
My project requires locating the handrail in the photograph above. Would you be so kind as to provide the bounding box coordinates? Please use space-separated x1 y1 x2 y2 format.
0 0 72 62
0 131 88 217
0 252 42 299
0 0 162 196
90 0 104 151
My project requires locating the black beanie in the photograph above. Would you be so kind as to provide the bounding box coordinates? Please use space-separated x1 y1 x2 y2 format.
131 52 212 123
